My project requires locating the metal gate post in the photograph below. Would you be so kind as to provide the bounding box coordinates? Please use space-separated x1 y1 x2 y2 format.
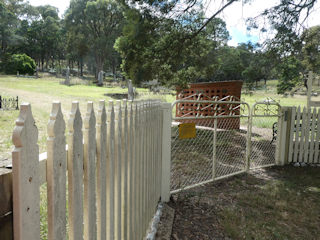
246 110 252 171
161 103 171 202
212 118 217 179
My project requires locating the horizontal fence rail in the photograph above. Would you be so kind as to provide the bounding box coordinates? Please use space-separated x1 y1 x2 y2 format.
11 99 166 240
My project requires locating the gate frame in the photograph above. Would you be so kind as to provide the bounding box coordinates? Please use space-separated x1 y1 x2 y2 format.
249 100 283 169
170 98 284 194
171 99 251 193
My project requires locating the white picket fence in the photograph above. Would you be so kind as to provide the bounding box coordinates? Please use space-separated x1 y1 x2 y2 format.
11 99 171 240
287 106 320 164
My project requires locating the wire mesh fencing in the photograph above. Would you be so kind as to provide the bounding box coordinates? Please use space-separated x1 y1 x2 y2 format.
215 118 248 179
250 116 279 168
171 118 215 191
170 99 250 192
170 99 281 193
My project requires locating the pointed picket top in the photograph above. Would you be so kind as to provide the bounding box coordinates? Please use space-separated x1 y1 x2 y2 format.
47 101 66 240
123 99 128 117
48 101 65 138
127 100 133 116
84 101 96 130
12 103 40 240
68 101 82 133
114 100 122 121
97 100 107 126
12 103 38 148
107 100 114 121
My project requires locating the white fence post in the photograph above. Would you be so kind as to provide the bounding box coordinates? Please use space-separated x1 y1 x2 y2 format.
67 101 84 240
83 102 97 240
47 102 66 240
12 103 40 240
277 107 291 165
96 100 107 240
161 103 171 202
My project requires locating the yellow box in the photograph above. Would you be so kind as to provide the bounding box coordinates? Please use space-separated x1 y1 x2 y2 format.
179 123 196 139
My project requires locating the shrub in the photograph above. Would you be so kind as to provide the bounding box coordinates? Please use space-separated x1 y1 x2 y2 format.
4 54 36 75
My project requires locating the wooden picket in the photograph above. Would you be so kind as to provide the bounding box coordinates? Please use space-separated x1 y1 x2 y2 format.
106 101 115 240
96 100 107 240
47 102 66 240
83 102 97 240
11 99 166 240
287 106 320 164
67 101 84 240
314 109 320 163
12 103 40 240
121 100 128 240
114 100 122 240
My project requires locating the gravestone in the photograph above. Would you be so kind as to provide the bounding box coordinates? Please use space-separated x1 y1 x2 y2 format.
128 80 134 100
98 71 104 86
65 67 70 85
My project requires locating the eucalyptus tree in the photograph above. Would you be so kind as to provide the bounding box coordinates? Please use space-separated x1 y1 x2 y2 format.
301 25 320 74
65 0 124 78
115 1 231 86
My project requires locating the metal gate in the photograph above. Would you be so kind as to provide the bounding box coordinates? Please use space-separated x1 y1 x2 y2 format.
249 100 282 169
170 98 281 193
170 98 250 193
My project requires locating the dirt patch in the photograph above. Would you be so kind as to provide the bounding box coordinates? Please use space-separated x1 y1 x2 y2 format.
156 204 175 240
168 166 320 240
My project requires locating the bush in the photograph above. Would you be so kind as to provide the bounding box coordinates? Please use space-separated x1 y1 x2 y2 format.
3 54 36 75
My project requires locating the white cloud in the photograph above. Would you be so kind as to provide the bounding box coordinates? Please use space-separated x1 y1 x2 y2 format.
205 0 320 46
27 0 320 45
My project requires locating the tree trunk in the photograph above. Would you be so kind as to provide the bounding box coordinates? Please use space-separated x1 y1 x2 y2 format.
80 57 83 77
95 54 104 80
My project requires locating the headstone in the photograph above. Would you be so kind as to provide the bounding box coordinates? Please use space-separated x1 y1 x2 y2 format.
98 71 104 86
128 80 134 100
65 67 70 85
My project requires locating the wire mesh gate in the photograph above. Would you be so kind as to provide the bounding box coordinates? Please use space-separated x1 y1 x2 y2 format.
249 100 282 169
170 99 281 193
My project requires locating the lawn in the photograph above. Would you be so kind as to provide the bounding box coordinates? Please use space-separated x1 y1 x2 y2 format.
0 74 175 161
0 76 312 162
167 166 320 240
0 75 314 239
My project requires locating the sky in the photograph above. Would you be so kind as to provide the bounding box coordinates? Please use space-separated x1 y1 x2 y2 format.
28 0 320 46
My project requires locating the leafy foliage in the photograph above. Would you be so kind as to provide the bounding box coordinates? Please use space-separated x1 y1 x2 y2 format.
3 53 36 75
277 56 303 94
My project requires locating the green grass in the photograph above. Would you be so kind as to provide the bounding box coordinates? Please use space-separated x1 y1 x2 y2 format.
0 76 313 239
170 166 320 239
218 167 320 240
